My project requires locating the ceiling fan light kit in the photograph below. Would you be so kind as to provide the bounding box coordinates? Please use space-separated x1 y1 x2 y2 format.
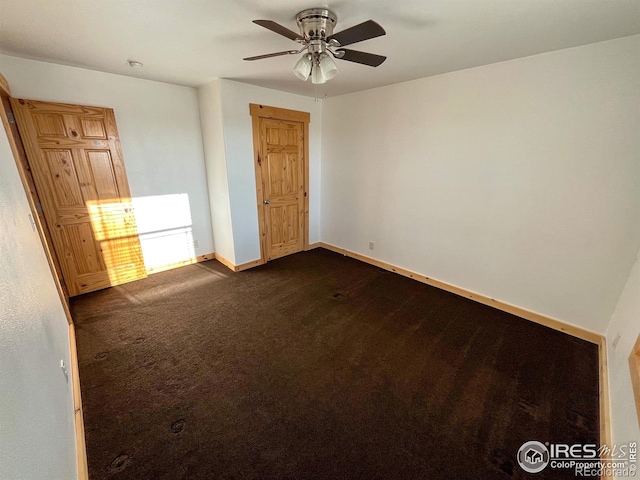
318 54 338 80
293 54 313 80
244 8 386 85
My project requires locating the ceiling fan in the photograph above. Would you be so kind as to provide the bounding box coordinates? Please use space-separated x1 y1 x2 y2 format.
243 8 387 85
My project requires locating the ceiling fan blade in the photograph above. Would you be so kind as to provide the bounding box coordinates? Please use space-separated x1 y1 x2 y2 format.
327 20 385 47
253 20 302 41
243 50 299 61
335 49 387 67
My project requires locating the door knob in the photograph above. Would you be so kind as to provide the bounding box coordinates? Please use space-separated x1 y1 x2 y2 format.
264 200 271 204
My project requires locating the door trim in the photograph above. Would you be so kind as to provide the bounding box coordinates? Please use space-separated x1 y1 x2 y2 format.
0 73 88 479
250 103 311 264
0 80 69 302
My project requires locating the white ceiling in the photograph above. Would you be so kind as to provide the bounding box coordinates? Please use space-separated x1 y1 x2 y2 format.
0 0 638 98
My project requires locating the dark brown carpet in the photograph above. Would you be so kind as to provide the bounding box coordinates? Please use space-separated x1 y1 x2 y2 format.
72 248 599 479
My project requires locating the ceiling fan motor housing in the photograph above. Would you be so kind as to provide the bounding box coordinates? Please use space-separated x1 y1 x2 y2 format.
296 9 337 42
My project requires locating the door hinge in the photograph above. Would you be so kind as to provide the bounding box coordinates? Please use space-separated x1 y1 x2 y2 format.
7 111 16 124
34 201 43 214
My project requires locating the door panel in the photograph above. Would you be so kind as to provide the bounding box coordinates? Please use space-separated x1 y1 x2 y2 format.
11 98 145 296
45 150 80 204
64 223 104 274
32 113 67 137
260 118 305 260
79 117 108 138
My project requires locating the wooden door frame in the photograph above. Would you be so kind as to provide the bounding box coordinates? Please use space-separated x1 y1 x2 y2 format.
250 103 311 264
0 75 69 302
0 73 89 479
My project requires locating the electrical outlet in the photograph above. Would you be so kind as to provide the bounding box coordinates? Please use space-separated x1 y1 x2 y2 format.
612 333 621 350
368 241 375 251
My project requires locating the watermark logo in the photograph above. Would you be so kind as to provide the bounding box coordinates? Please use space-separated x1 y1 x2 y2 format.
517 441 550 473
517 441 637 477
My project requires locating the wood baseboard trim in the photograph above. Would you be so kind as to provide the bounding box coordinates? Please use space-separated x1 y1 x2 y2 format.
628 335 640 431
69 323 88 480
214 253 264 272
146 252 216 275
317 242 611 453
214 253 237 272
317 242 603 345
215 243 322 273
599 337 612 476
236 259 264 271
196 253 215 262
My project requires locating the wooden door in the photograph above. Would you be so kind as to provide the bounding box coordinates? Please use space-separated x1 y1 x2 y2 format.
11 98 146 296
1 91 69 299
257 117 306 260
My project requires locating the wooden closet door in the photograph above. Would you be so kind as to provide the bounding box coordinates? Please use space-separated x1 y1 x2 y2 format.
11 98 146 296
259 118 305 260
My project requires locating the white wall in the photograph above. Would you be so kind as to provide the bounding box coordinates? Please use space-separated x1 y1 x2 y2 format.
0 54 214 269
321 35 640 334
0 117 77 477
218 79 322 265
607 249 640 454
197 79 235 263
